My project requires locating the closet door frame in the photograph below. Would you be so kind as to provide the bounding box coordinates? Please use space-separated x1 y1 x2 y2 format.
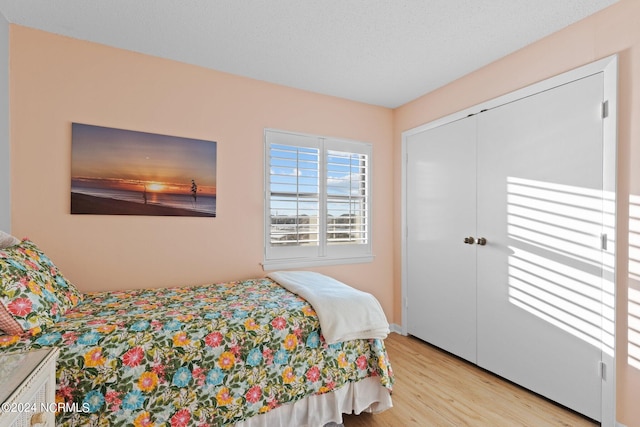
401 54 617 426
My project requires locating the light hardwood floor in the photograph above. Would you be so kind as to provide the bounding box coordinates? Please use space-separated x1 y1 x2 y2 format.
343 333 598 427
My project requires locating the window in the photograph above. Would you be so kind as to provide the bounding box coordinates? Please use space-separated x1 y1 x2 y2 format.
263 129 373 269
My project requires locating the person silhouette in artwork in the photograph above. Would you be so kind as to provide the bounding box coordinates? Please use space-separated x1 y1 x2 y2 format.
143 185 148 205
191 179 198 207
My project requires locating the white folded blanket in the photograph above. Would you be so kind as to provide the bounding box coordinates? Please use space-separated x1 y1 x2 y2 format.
267 271 389 344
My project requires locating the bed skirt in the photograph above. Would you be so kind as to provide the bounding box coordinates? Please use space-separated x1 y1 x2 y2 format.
235 376 392 427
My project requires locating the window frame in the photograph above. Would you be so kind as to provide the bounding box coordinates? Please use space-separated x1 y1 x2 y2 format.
263 129 374 270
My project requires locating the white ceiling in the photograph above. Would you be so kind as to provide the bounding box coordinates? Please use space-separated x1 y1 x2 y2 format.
0 0 620 108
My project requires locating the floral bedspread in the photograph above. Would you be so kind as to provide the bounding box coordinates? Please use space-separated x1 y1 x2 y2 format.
0 278 394 426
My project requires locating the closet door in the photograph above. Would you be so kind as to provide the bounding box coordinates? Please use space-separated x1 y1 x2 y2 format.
476 73 605 421
406 117 477 363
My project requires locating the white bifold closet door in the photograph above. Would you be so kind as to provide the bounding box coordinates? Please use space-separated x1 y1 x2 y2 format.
406 117 478 364
476 73 604 421
406 72 606 421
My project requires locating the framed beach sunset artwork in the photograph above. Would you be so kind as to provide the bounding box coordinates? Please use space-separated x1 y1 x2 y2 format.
71 123 217 217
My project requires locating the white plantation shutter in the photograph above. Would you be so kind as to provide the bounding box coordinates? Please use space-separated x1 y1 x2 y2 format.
269 142 320 248
325 144 369 246
264 129 373 269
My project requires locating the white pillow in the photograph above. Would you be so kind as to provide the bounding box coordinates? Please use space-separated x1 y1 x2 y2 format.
0 231 20 249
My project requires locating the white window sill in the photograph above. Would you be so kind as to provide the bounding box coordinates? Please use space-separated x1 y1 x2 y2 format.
261 255 374 271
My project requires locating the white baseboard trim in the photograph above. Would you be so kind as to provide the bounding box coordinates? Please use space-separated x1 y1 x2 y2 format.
616 423 627 427
389 323 403 335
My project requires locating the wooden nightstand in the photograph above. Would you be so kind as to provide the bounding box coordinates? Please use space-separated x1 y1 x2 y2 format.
0 348 59 427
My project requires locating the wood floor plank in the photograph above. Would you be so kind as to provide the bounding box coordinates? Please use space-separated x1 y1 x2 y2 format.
343 333 598 427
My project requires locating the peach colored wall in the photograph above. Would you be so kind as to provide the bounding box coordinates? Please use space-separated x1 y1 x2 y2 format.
393 0 640 425
0 12 9 232
8 26 395 320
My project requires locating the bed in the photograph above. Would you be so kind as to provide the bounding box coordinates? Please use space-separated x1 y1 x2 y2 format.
0 235 394 426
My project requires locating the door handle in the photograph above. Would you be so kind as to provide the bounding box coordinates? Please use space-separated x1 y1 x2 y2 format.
477 237 487 246
464 236 475 244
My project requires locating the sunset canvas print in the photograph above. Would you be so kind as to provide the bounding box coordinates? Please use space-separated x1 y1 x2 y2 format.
71 123 217 217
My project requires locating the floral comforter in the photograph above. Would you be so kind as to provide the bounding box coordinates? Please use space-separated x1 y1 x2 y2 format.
0 278 394 426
